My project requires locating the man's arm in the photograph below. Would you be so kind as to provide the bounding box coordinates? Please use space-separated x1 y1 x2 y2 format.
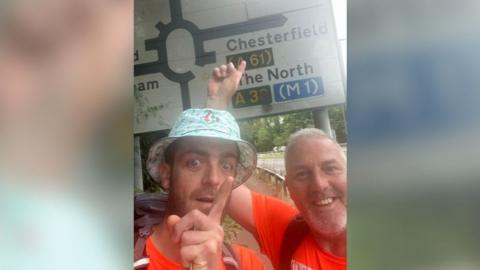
227 185 257 236
205 61 257 236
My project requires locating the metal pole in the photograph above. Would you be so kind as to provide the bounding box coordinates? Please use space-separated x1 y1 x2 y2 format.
134 136 144 191
313 108 333 138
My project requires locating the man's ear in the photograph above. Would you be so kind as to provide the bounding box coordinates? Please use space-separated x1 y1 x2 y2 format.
159 163 171 190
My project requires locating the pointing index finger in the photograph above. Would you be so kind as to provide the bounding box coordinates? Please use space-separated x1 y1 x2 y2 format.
237 60 246 74
208 176 233 223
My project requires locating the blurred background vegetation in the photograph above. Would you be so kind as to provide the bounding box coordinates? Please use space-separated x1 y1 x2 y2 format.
238 105 346 152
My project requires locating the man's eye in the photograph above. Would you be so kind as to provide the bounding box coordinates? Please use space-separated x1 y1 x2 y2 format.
325 166 341 175
187 159 201 168
221 161 234 172
295 171 308 179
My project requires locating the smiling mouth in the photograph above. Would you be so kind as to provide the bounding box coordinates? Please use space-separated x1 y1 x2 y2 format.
312 197 335 207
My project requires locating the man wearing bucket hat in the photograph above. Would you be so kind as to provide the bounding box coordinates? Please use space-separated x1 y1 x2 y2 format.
205 65 347 270
141 61 265 270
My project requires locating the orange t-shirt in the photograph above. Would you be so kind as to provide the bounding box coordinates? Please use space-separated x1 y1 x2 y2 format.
252 192 346 270
145 236 266 270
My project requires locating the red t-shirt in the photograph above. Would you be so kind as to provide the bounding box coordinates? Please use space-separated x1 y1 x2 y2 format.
252 192 346 270
145 236 266 270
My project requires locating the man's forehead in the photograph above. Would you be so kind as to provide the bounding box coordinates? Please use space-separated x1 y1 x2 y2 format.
292 136 338 151
287 136 345 163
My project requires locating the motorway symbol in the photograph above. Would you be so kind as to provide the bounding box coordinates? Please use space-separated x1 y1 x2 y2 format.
273 77 324 102
134 0 287 109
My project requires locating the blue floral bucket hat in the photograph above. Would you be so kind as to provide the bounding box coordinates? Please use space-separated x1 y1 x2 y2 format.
146 108 257 188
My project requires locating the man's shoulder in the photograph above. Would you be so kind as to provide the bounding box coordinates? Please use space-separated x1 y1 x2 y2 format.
250 191 300 241
292 234 346 269
145 236 180 269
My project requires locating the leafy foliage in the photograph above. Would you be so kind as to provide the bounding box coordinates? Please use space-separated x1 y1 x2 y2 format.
222 215 243 243
238 106 346 152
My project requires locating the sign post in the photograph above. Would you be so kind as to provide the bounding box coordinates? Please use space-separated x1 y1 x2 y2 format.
313 108 333 138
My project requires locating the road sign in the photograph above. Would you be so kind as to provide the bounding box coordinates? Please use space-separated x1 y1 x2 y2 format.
226 48 274 70
134 0 345 133
233 85 272 108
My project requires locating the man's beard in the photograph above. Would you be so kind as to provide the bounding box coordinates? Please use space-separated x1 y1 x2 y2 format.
166 181 218 217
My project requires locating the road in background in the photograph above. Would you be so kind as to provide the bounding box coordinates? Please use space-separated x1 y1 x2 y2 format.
257 158 285 176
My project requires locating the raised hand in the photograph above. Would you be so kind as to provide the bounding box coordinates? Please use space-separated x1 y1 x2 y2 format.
206 61 246 110
167 177 234 270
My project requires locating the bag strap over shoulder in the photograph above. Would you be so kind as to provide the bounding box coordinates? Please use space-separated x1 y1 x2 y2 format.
279 215 310 270
134 192 168 269
223 243 242 270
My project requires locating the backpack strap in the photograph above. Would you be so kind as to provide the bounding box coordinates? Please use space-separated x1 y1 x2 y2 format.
133 226 153 269
222 243 242 270
134 192 168 270
279 215 310 270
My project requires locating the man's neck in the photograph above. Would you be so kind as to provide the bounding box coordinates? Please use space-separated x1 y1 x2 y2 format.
150 220 181 263
312 230 346 257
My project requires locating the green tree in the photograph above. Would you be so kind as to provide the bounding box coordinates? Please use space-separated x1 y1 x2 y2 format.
238 106 346 152
239 111 314 152
255 121 274 152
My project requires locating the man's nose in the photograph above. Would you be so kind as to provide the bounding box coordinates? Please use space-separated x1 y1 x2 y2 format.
310 170 330 191
202 161 222 186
